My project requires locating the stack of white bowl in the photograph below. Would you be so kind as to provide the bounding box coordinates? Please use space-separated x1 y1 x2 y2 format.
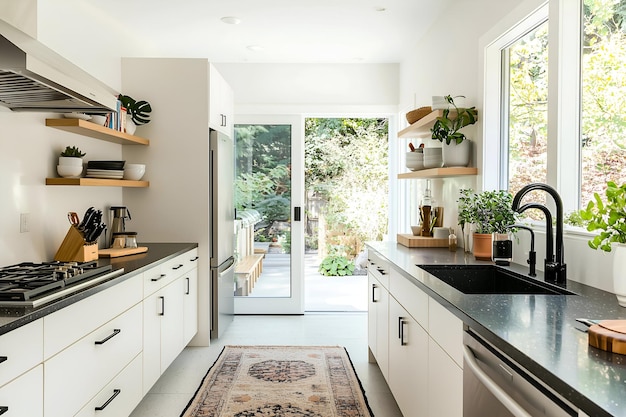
423 148 443 168
406 151 424 171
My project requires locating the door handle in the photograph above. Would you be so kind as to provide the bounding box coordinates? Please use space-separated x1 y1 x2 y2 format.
95 389 121 411
399 317 407 345
371 284 378 303
186 277 190 295
294 206 301 222
94 329 121 345
159 296 165 316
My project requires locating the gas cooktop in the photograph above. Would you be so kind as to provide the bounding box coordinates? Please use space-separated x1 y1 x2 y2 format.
0 261 124 307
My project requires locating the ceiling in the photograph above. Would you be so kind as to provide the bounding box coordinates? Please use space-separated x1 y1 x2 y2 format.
82 0 450 63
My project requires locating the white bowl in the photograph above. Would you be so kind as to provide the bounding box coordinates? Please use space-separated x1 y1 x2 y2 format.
57 164 82 178
90 115 107 126
406 160 424 171
423 158 443 169
63 112 91 120
124 164 146 180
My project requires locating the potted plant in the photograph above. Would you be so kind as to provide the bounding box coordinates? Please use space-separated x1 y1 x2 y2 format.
431 95 478 167
579 181 626 306
118 94 152 134
457 189 517 260
57 146 85 178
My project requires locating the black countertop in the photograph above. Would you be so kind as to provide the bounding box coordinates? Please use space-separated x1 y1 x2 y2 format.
0 242 197 336
366 241 626 417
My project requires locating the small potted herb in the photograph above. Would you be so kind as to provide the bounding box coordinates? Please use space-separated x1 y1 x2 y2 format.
118 94 152 134
579 181 626 306
431 95 478 167
57 146 85 178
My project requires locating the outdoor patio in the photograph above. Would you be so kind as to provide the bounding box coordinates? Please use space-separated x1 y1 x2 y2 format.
237 253 367 312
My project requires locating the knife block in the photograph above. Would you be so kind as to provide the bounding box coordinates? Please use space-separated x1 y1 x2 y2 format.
54 226 99 262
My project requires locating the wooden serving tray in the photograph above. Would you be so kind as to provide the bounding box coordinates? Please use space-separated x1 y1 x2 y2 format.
98 247 148 258
588 320 626 355
397 234 448 248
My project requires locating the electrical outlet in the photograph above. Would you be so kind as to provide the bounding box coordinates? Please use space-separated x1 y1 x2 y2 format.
20 213 30 233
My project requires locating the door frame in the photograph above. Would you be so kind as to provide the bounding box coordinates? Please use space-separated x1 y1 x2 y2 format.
233 114 305 314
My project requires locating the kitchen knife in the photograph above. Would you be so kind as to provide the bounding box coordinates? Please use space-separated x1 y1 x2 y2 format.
86 223 106 243
78 207 95 231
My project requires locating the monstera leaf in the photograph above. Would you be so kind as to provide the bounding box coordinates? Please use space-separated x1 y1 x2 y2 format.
118 94 152 125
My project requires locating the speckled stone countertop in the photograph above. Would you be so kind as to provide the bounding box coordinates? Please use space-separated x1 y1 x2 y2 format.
367 241 626 417
0 242 197 336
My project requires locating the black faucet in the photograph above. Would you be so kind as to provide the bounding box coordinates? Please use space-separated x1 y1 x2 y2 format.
511 183 567 284
508 224 536 277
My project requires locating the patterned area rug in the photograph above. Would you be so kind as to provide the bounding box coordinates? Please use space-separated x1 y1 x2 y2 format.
181 345 374 417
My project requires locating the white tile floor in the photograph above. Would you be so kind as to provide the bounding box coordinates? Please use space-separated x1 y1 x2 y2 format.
129 313 403 417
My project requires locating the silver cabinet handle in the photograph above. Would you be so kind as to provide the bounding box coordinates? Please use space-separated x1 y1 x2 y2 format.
463 345 532 417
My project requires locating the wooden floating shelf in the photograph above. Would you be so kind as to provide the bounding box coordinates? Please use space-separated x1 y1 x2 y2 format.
46 119 150 146
397 167 478 179
398 109 449 139
45 178 149 187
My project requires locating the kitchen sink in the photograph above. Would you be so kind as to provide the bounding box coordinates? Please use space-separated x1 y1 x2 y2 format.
417 265 576 295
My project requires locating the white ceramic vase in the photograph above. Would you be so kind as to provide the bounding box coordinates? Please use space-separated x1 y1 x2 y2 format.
613 243 626 307
442 139 471 167
125 115 137 135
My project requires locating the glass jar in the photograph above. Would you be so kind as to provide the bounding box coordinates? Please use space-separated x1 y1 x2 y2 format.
111 232 126 249
125 232 138 248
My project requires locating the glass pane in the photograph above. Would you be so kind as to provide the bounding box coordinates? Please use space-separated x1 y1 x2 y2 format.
505 21 549 211
234 125 291 298
581 0 626 208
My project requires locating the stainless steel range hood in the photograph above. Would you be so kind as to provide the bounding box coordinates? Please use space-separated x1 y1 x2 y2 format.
0 19 117 113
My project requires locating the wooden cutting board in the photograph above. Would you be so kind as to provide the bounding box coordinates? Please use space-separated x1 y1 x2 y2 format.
588 320 626 355
397 234 448 248
98 247 148 258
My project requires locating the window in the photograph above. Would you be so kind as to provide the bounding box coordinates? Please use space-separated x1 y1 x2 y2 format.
580 0 626 208
503 20 549 207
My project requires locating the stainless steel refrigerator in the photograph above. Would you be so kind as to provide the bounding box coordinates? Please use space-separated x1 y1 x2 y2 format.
210 129 235 339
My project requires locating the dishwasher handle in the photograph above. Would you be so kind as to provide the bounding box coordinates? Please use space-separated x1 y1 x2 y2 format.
463 345 532 417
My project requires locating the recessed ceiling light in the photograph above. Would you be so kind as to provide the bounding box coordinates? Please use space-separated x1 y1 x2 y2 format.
247 45 264 52
221 16 241 25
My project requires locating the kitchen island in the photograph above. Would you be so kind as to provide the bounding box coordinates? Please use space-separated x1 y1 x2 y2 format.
367 241 626 417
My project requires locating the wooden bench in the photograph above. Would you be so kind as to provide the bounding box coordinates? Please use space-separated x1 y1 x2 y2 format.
234 254 264 296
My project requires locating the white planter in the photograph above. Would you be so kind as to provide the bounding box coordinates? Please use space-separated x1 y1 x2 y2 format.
442 139 471 167
125 115 137 135
613 243 626 307
58 156 83 166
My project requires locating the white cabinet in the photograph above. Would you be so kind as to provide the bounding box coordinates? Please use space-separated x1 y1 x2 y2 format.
0 365 43 417
75 354 143 417
388 296 429 417
142 249 199 394
209 64 234 135
0 320 42 387
44 303 142 417
367 249 464 417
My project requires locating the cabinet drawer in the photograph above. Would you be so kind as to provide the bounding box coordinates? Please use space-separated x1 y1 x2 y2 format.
367 251 390 289
43 276 142 359
0 365 43 417
75 353 143 417
143 264 162 297
44 303 142 417
181 248 199 275
158 252 189 287
428 298 463 367
389 268 428 329
0 320 42 388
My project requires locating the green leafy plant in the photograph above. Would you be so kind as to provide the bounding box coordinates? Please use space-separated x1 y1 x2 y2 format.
318 255 355 276
431 95 478 145
60 146 85 157
457 189 517 234
579 181 626 252
118 94 152 125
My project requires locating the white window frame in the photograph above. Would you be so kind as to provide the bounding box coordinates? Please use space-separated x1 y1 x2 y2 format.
482 0 582 215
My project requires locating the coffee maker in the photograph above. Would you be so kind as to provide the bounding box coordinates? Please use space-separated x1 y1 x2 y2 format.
109 206 131 247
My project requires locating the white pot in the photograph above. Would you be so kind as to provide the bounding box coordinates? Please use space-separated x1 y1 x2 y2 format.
58 156 83 166
125 115 137 135
442 139 471 167
613 243 626 307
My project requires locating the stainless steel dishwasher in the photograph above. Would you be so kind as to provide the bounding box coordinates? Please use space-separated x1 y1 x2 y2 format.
463 328 578 417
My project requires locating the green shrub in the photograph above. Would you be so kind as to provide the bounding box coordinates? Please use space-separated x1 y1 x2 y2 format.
318 255 355 276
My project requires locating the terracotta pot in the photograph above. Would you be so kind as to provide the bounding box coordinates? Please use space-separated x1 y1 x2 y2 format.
473 233 493 261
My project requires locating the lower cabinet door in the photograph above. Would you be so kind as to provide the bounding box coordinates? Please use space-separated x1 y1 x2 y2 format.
428 338 463 417
0 365 43 417
388 297 429 417
75 353 143 417
160 278 185 371
44 304 142 417
183 267 198 345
